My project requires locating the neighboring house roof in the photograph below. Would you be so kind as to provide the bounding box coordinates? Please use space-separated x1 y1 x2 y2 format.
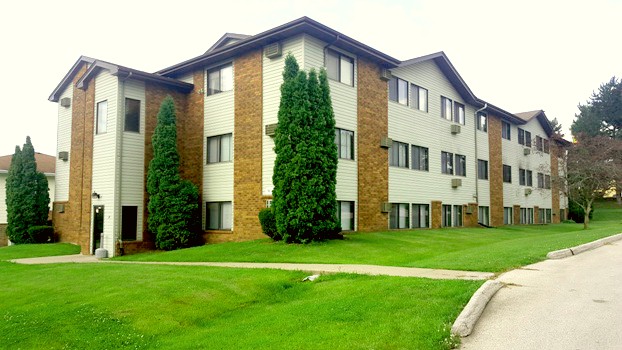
157 16 401 77
0 153 56 175
515 110 554 137
206 33 251 54
48 56 96 102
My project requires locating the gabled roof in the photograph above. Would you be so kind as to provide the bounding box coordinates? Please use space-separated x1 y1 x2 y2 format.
206 33 251 54
0 152 56 175
49 56 95 102
157 16 401 77
515 110 554 136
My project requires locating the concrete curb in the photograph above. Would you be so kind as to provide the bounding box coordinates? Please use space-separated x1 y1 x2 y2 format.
547 232 622 260
451 280 504 337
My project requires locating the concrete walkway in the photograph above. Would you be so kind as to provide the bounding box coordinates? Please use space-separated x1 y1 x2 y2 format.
10 255 494 280
461 241 622 350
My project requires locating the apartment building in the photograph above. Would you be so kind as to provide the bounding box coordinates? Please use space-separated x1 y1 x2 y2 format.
48 17 568 256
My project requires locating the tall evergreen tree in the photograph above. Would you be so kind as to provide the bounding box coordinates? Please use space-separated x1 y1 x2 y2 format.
5 137 50 243
147 96 200 250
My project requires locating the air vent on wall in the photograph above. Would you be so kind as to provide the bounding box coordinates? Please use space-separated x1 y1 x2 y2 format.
380 136 393 148
264 42 282 59
381 202 391 213
265 123 277 137
380 69 392 81
451 124 461 134
451 178 462 188
60 97 71 107
524 148 531 155
524 188 532 196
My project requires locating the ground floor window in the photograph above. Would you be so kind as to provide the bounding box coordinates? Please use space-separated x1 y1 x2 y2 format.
545 208 552 223
520 207 534 224
442 205 452 227
121 206 137 241
453 205 463 227
503 207 513 225
478 206 490 226
337 201 355 231
390 203 409 229
560 208 566 220
538 208 546 224
206 201 232 230
411 204 429 228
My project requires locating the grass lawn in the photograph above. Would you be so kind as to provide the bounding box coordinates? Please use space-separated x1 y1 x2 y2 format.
0 243 80 261
0 262 481 349
117 202 622 272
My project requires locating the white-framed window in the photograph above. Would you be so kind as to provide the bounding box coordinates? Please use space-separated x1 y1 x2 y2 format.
441 96 453 121
545 175 551 189
518 128 532 147
477 112 487 132
411 84 428 112
124 98 140 133
503 164 512 183
207 63 233 95
411 145 429 171
503 207 513 225
478 159 489 180
441 151 454 175
207 133 232 163
337 201 355 231
519 168 533 186
390 141 409 168
442 205 452 227
206 201 232 230
545 208 552 223
326 49 354 86
537 172 545 188
455 154 466 177
96 100 107 134
335 128 354 160
411 204 429 228
520 207 534 224
502 121 511 140
454 102 465 125
535 136 550 154
390 203 409 229
479 206 490 226
453 205 463 227
389 77 408 105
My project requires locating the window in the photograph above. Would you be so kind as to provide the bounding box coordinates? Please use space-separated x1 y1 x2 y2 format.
518 128 531 147
477 112 487 132
545 208 552 223
389 77 408 105
543 139 550 154
503 164 512 183
537 172 545 189
455 154 466 177
96 100 107 134
121 206 137 241
335 128 354 160
441 96 453 121
411 204 429 228
390 203 409 229
337 201 355 231
520 208 534 224
453 205 463 227
535 136 543 151
206 202 232 230
519 169 533 186
538 208 547 224
454 102 465 125
411 145 429 171
411 84 428 112
326 49 354 86
441 151 454 175
478 159 488 180
442 205 452 227
207 134 232 163
501 121 511 140
390 141 409 168
560 209 566 220
207 63 233 95
545 175 551 189
479 206 490 226
125 98 140 133
504 207 513 225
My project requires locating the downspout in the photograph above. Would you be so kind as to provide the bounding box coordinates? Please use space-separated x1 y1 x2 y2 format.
116 71 133 255
474 103 488 213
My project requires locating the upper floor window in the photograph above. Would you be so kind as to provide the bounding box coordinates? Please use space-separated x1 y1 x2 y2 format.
478 159 489 180
389 77 408 105
390 141 409 168
207 133 232 163
503 164 512 183
543 139 550 153
441 96 453 121
519 168 533 186
477 112 487 132
455 154 466 176
411 84 428 112
535 136 550 153
335 128 354 160
537 172 545 188
545 174 551 189
518 128 531 147
326 49 354 86
207 63 233 95
96 100 107 134
411 145 429 171
502 121 511 140
125 98 140 133
441 151 454 175
454 102 465 125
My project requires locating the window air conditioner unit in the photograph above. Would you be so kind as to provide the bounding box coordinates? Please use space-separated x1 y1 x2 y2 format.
380 69 392 81
264 42 282 59
60 97 71 107
451 124 461 134
265 123 277 137
58 151 69 161
524 148 531 155
524 188 532 196
451 178 462 188
380 202 391 213
380 136 393 148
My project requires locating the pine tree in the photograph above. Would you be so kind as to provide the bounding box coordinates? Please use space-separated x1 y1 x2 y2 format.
147 96 200 250
5 137 50 244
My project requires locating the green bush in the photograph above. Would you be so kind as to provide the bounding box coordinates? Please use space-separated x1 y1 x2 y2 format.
258 208 279 241
27 226 54 243
568 200 594 223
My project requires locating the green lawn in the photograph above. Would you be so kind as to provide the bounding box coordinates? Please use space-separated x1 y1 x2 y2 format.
117 203 622 272
0 262 480 349
0 243 80 261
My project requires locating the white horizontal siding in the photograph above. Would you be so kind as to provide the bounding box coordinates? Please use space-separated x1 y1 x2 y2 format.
55 85 72 202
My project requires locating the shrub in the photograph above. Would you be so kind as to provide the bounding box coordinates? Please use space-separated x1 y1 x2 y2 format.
258 208 279 241
27 226 54 243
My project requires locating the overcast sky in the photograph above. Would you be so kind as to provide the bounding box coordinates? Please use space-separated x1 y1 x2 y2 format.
1 0 620 157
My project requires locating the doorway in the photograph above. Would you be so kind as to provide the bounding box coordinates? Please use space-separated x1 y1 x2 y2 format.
92 205 104 254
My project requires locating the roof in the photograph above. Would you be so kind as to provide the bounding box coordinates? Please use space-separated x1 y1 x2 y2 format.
206 33 251 53
0 152 56 175
514 109 554 136
49 56 95 102
157 16 401 77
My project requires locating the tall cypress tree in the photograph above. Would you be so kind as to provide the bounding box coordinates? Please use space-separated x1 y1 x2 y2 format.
147 96 200 250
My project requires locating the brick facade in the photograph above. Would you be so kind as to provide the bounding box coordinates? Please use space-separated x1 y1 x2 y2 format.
488 114 504 226
534 205 540 224
464 203 479 227
513 205 521 225
431 200 442 229
0 224 7 246
357 57 389 231
550 143 561 223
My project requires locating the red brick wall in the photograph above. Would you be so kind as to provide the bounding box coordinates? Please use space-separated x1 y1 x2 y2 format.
0 224 7 246
550 143 561 223
488 114 504 226
431 200 442 229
